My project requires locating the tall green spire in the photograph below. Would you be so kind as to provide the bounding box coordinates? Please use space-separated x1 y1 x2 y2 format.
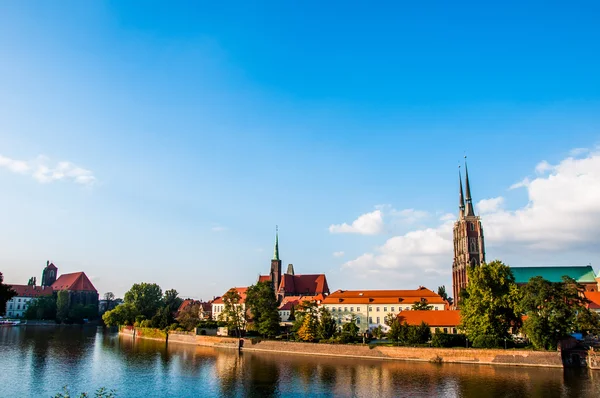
273 225 280 261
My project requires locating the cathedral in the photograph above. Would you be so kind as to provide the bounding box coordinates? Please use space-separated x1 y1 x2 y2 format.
258 228 330 301
452 161 485 305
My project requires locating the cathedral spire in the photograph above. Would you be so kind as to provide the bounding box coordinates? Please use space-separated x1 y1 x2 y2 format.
464 157 475 217
458 166 465 218
273 226 280 261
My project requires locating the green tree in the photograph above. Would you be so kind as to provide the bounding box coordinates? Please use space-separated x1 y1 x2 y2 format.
221 289 246 337
176 302 201 331
460 260 521 341
575 307 600 336
521 276 590 350
124 283 163 319
245 282 281 338
56 291 70 323
102 303 136 326
339 315 360 343
437 285 453 306
151 306 173 329
0 272 16 316
163 289 183 312
372 325 385 339
406 321 431 344
412 300 434 311
25 296 57 320
287 305 296 322
317 307 338 340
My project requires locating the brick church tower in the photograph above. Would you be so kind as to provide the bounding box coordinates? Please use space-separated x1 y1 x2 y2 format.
270 227 282 294
452 160 485 306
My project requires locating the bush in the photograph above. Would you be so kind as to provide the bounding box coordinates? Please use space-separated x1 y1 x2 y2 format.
472 335 501 348
139 319 153 328
431 332 467 348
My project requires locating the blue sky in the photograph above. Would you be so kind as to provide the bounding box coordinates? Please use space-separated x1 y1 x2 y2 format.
1 1 600 299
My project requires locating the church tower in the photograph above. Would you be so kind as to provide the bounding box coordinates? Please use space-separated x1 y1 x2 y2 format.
41 260 58 287
452 160 485 306
270 227 282 294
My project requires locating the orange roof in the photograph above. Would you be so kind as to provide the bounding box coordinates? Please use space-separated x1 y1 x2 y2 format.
277 294 324 311
321 287 446 305
398 310 461 327
177 299 212 315
258 275 271 283
212 287 248 304
585 292 600 310
51 272 97 292
279 274 330 296
9 285 54 298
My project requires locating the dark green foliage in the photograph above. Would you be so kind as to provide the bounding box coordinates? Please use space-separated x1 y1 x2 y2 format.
67 304 98 323
437 285 453 306
176 302 201 331
339 316 360 343
387 318 404 342
24 295 57 320
317 307 338 340
0 272 16 316
431 332 467 348
151 306 173 329
163 289 183 313
521 276 590 350
246 282 280 338
407 321 431 344
412 300 433 311
124 283 163 319
56 290 70 323
287 305 295 322
460 260 521 342
372 325 385 339
471 334 501 348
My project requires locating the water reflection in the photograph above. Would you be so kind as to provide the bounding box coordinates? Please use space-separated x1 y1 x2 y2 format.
1 328 600 397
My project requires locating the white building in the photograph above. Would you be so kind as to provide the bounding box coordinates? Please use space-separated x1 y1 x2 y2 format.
5 285 54 318
211 287 248 323
320 287 448 332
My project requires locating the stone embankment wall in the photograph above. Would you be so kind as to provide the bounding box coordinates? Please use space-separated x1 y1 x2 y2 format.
119 328 563 368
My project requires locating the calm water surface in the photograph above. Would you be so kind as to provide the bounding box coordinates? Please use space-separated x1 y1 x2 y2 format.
1 326 599 397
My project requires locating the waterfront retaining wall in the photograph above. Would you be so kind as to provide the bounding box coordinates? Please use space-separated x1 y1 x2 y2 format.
120 328 563 368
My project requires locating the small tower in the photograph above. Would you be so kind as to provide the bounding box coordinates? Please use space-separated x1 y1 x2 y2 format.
41 260 58 287
270 227 282 294
452 160 485 306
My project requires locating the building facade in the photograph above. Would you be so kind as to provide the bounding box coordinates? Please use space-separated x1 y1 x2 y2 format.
320 288 448 332
4 285 53 318
452 162 485 305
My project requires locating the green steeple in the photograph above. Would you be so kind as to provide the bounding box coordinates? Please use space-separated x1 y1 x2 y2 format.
273 226 280 261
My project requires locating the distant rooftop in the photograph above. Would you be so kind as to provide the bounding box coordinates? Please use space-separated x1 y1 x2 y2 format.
510 266 597 284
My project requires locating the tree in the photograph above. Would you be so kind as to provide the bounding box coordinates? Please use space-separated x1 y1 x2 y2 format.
163 289 183 313
124 283 162 319
574 307 600 336
412 300 434 311
103 292 115 312
0 272 16 316
24 296 57 320
245 282 281 338
407 321 431 344
295 301 319 341
287 305 296 322
387 319 405 343
339 315 360 343
521 276 590 350
221 289 246 337
56 291 70 323
437 285 453 306
460 260 521 342
102 303 136 326
317 307 338 340
176 302 202 331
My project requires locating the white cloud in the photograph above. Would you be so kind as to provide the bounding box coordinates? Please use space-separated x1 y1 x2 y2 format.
0 154 96 186
509 177 530 190
535 160 553 175
390 208 430 223
569 147 589 157
341 148 600 288
476 197 504 214
329 210 384 235
333 251 345 257
439 213 455 222
211 226 227 232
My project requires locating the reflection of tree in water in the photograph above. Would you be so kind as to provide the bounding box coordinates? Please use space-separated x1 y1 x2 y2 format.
215 350 243 397
241 353 279 398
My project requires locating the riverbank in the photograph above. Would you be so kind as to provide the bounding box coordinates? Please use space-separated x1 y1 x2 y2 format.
120 327 565 369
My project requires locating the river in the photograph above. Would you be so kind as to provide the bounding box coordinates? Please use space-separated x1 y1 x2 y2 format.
1 326 599 397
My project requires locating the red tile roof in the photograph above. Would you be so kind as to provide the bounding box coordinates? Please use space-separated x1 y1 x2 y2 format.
277 294 324 311
177 299 212 315
397 310 461 327
9 285 54 298
322 287 446 305
585 292 600 310
212 287 248 304
279 274 330 296
258 275 271 283
51 272 97 292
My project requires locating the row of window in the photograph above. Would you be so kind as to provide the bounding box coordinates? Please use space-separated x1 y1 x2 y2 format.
7 302 29 310
329 306 438 313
